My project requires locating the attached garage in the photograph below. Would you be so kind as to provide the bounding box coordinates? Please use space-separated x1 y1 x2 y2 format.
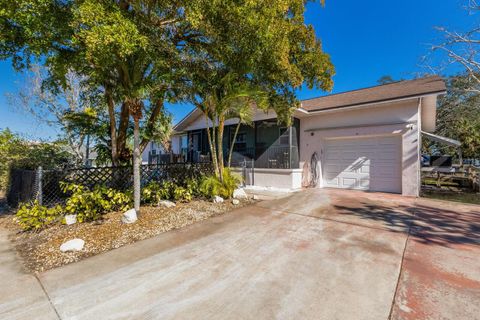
322 135 402 193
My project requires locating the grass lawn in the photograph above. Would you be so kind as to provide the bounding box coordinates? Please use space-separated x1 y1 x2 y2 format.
422 190 480 206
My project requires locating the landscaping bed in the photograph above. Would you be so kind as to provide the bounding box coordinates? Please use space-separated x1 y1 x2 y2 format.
0 199 254 272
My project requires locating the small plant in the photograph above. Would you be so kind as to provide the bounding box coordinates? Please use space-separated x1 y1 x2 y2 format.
200 169 241 199
16 201 63 231
61 182 132 222
142 177 202 204
173 186 192 202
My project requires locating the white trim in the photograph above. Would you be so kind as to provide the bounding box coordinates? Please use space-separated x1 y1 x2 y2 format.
299 92 445 116
305 121 416 133
417 98 422 197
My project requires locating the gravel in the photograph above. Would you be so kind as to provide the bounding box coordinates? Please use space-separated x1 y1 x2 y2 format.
0 199 254 272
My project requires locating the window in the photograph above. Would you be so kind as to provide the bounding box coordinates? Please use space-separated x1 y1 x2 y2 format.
180 135 188 149
180 135 188 155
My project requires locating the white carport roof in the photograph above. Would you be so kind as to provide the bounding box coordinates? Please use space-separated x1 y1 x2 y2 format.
421 131 461 147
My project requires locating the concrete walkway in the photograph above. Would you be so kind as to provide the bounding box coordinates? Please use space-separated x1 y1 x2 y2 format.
1 189 479 319
0 228 58 320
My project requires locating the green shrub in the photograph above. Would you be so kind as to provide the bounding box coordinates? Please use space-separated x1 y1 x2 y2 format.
142 181 173 204
173 186 192 202
16 201 63 231
142 177 202 204
200 169 241 199
61 183 132 222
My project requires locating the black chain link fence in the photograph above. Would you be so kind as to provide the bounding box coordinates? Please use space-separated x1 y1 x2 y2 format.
7 163 214 207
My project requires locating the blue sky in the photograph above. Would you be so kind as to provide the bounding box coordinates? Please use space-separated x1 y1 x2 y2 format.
0 0 473 140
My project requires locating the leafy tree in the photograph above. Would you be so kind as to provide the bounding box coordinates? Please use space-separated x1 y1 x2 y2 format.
0 129 75 190
187 1 334 180
433 74 480 158
1 0 203 211
1 0 334 204
0 129 25 190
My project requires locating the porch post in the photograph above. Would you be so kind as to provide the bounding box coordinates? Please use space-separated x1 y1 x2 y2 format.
254 121 257 161
288 124 293 169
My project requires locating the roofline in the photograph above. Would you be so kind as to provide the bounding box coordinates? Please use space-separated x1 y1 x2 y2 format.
173 108 201 131
300 89 446 114
172 84 446 129
300 76 442 103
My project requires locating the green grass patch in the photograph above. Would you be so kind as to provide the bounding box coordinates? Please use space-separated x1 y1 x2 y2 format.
422 190 480 206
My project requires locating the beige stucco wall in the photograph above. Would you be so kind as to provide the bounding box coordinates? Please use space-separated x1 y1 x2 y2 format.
232 168 303 190
299 99 421 196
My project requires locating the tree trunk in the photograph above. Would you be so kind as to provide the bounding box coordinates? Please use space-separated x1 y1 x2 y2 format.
228 122 241 167
140 99 164 152
217 115 225 182
117 102 130 163
106 86 119 166
205 112 219 177
133 117 141 213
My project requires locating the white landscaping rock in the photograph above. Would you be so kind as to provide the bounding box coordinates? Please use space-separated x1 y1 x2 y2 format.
158 200 176 208
60 239 84 252
232 199 240 205
212 196 224 203
233 188 248 199
122 208 138 224
64 214 77 225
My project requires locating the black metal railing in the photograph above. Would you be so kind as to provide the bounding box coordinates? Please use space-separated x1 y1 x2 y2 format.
224 145 299 169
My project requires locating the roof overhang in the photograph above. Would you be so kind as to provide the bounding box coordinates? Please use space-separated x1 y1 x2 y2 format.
298 91 445 116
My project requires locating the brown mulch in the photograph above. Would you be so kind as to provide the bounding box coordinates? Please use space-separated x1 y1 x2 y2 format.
0 199 254 273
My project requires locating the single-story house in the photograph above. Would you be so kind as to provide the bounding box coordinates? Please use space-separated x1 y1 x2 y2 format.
170 76 447 196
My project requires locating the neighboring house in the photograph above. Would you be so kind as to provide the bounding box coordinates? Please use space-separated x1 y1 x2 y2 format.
78 144 98 167
171 76 447 196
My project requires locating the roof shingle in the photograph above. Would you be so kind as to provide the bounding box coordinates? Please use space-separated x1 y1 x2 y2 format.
301 76 446 112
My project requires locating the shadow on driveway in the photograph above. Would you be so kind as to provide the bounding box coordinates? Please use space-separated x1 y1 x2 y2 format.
333 199 480 247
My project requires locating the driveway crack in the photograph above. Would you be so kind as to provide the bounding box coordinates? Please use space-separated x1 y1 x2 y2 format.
387 206 415 320
34 273 62 320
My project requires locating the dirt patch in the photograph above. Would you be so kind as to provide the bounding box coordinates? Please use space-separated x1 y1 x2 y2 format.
0 199 254 272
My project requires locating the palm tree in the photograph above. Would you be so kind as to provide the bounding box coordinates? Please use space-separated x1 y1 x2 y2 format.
224 88 268 167
194 73 268 182
127 97 143 214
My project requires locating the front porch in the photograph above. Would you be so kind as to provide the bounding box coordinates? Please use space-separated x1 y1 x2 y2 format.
180 118 301 169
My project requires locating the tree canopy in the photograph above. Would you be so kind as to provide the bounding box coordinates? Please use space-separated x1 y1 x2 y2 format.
433 74 480 158
1 0 335 189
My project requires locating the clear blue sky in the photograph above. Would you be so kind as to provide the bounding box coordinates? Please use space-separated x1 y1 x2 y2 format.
0 0 472 140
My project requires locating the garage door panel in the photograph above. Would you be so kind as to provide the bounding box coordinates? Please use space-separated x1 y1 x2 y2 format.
323 136 401 193
341 178 358 188
358 164 370 174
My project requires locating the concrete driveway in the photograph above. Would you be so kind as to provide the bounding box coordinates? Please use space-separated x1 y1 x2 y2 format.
4 189 480 319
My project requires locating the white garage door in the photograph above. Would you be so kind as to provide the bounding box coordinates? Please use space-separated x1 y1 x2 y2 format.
323 136 402 193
